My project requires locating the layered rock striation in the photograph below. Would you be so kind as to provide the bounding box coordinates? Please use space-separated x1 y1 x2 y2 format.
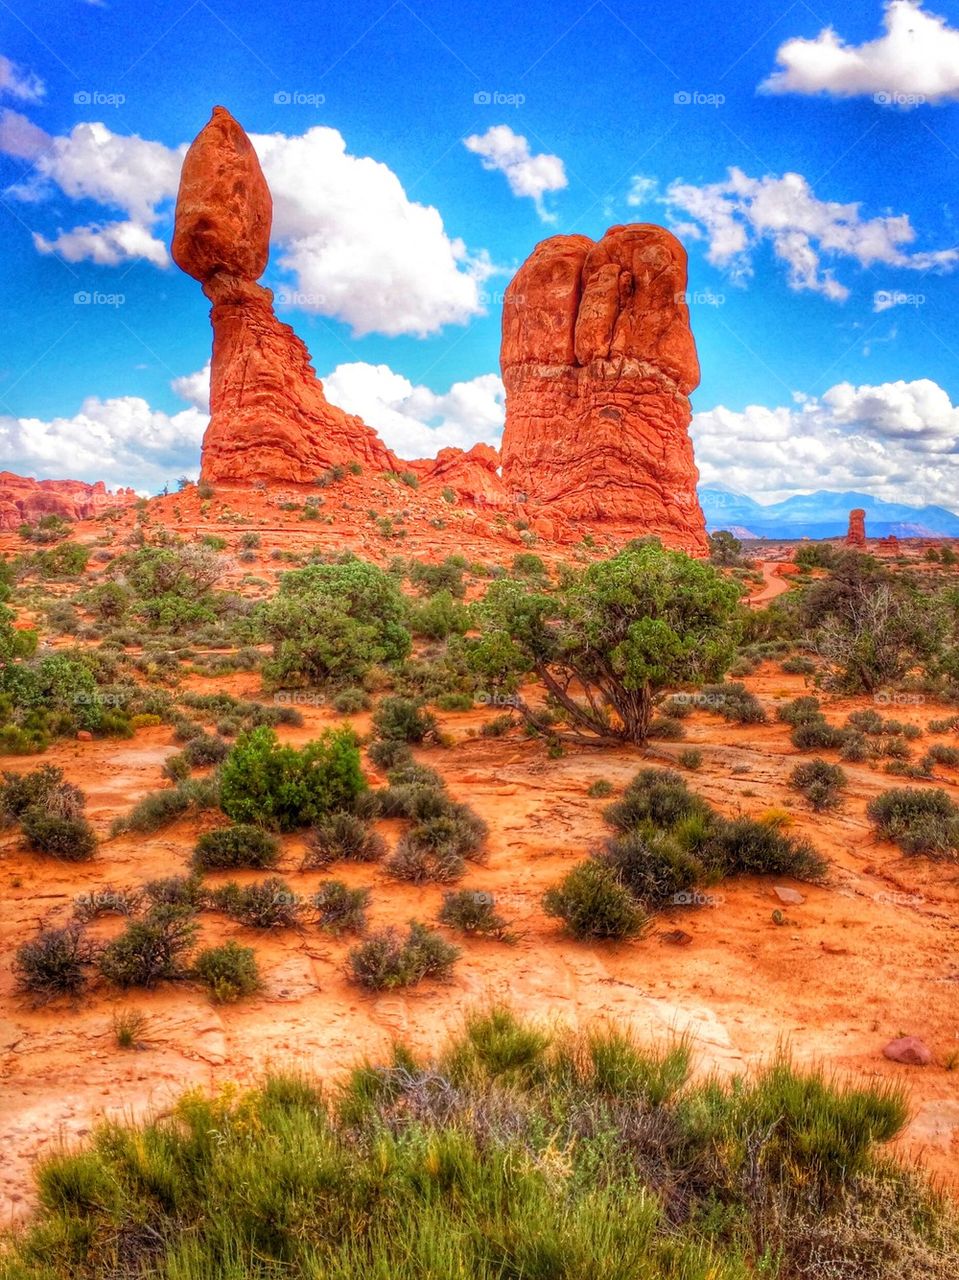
499 225 707 554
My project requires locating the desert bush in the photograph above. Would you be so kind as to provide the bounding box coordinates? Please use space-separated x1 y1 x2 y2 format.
0 765 83 824
302 811 386 868
542 861 648 940
781 655 816 675
14 925 91 1002
192 824 280 871
384 839 465 884
258 559 411 686
312 880 370 934
435 691 473 711
703 818 829 881
219 725 365 831
647 714 685 740
789 759 847 811
332 686 370 714
587 778 614 798
438 889 512 939
866 787 959 857
142 874 206 910
777 695 823 726
839 732 873 762
112 777 218 835
371 695 438 744
791 717 845 751
597 828 705 909
366 737 413 771
193 941 260 1002
407 590 470 640
700 682 766 724
181 732 229 768
347 921 459 989
678 748 703 770
112 1007 148 1049
97 905 198 989
604 768 710 833
925 743 959 767
408 556 468 598
208 877 300 928
22 810 96 860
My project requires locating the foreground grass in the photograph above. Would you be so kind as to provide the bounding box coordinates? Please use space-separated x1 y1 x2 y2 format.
2 1008 957 1279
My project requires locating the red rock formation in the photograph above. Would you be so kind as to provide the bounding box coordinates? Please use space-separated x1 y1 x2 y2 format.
878 534 900 553
0 473 136 529
499 224 708 554
173 107 399 485
846 508 866 546
415 443 509 508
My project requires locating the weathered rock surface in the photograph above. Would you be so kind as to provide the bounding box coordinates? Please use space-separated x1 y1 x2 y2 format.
0 473 136 529
173 107 399 485
500 224 708 554
414 444 509 507
883 1035 932 1066
847 508 866 546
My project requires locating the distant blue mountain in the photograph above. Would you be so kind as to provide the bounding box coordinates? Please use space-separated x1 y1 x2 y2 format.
698 486 959 540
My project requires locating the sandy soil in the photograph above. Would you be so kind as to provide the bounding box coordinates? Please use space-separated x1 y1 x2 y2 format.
2 654 958 1221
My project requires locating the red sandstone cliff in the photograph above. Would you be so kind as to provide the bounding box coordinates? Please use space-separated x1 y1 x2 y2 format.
0 474 136 530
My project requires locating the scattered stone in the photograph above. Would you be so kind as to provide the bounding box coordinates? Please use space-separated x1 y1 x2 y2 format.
773 886 804 905
76 730 93 742
883 1035 932 1066
659 929 693 946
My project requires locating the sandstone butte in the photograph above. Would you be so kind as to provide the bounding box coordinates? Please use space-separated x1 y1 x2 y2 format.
846 507 867 546
0 473 136 530
37 104 699 555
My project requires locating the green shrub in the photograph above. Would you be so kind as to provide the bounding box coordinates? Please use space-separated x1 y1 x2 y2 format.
0 765 82 824
777 695 823 726
791 718 845 750
789 759 847 811
647 714 685 740
678 748 703 770
332 686 371 714
193 941 260 1002
312 880 369 934
597 829 704 909
371 696 437 744
97 905 198 988
542 861 648 940
14 925 91 1002
604 769 709 833
181 733 229 768
703 818 829 881
219 725 365 831
435 691 473 711
385 839 465 884
348 922 459 989
408 590 470 640
366 737 413 771
192 824 280 871
142 874 206 910
302 812 386 868
408 557 467 599
22 809 96 860
113 786 191 834
700 682 766 724
781 655 816 675
866 787 959 857
438 889 512 939
208 877 300 928
587 778 614 798
925 743 959 767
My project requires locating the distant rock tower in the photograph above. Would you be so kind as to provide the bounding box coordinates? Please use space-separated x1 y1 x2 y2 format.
846 508 866 547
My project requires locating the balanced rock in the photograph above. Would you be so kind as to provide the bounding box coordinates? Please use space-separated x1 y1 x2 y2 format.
500 224 708 554
173 107 398 485
846 508 866 546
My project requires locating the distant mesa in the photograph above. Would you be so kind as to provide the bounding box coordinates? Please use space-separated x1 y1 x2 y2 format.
0 473 136 530
846 507 866 546
171 106 708 551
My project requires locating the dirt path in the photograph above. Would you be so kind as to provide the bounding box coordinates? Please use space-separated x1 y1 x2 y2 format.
749 558 795 606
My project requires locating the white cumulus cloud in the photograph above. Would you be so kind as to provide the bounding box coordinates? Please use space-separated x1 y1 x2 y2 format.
0 116 495 338
692 378 959 507
760 0 959 106
463 125 567 222
665 167 958 299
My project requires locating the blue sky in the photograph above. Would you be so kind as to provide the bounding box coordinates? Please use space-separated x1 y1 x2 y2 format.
1 0 959 505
